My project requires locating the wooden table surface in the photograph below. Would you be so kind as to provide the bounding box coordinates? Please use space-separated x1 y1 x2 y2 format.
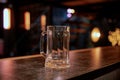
0 46 119 80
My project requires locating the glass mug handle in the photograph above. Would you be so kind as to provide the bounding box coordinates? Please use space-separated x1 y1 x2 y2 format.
40 31 47 56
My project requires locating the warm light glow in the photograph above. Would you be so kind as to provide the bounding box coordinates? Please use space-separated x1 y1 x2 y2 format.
24 11 30 30
108 28 120 46
67 8 75 14
3 8 11 30
91 27 101 43
40 14 46 26
40 14 46 31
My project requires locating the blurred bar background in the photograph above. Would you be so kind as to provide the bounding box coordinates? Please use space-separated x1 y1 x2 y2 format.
0 0 120 58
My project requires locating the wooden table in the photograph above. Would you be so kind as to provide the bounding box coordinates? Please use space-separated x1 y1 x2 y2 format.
0 46 120 80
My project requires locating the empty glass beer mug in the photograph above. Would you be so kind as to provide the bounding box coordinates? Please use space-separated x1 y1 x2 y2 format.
41 26 70 69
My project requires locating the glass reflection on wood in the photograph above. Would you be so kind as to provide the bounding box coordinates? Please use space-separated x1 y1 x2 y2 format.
91 47 101 68
0 60 15 80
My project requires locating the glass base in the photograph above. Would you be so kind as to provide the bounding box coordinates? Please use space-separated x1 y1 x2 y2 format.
45 59 70 69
